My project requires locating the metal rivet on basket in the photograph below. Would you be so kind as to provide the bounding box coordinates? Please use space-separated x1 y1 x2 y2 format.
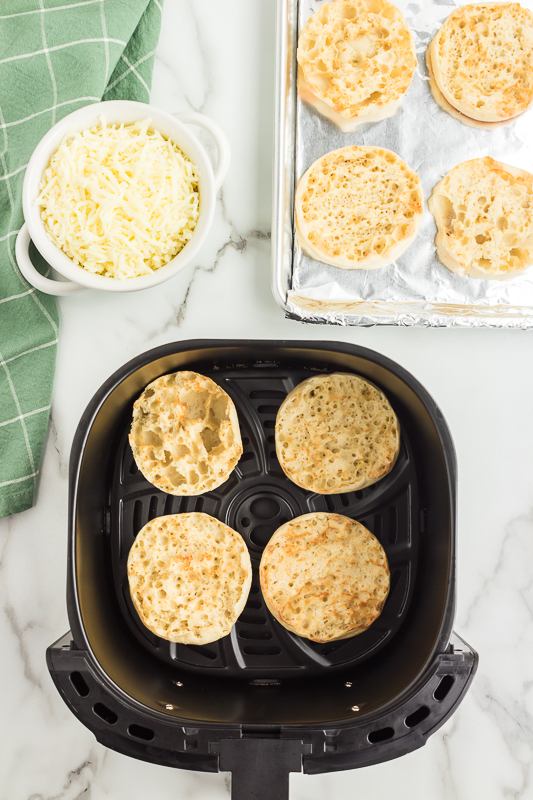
351 705 360 712
175 681 183 687
345 681 352 687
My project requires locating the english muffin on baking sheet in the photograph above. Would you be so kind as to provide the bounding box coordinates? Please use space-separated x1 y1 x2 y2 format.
295 146 423 270
127 513 252 645
260 513 390 643
275 372 400 494
428 157 533 279
297 0 416 131
130 371 242 495
297 66 404 133
429 3 533 125
426 43 513 131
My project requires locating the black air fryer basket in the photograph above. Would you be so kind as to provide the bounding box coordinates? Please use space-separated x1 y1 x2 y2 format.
47 340 477 799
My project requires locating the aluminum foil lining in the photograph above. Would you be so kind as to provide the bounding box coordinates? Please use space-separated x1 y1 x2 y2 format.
285 0 533 328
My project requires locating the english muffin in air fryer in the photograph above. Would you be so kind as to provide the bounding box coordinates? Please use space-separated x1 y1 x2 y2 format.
127 513 252 645
130 371 242 495
295 146 423 270
428 3 533 124
275 372 400 494
297 0 417 130
260 513 390 643
428 157 533 278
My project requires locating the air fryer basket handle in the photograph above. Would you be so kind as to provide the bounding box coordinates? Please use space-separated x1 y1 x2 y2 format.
218 738 307 800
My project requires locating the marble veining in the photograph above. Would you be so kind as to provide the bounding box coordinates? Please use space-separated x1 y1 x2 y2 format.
163 189 271 333
2 2 533 799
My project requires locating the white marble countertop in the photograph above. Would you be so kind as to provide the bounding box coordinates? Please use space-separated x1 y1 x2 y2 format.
2 1 533 798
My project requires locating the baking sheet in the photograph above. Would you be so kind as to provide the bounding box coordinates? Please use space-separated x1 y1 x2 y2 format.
272 0 533 328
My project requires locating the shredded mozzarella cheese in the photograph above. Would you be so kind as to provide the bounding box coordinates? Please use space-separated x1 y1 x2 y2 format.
36 117 200 279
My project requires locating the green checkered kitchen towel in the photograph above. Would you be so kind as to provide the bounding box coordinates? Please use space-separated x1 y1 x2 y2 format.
0 0 163 517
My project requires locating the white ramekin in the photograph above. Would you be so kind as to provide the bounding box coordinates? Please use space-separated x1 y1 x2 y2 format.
16 100 230 295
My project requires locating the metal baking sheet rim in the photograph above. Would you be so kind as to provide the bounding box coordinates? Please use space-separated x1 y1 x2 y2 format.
270 0 533 330
286 297 533 329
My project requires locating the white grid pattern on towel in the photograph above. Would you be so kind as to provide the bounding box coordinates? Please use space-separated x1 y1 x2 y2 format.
0 1 102 21
0 164 29 182
4 233 60 337
0 37 126 67
0 102 59 350
0 406 51 430
100 0 110 82
0 229 21 243
120 54 150 96
1 340 59 367
0 472 39 489
0 97 101 129
0 349 36 473
39 0 58 127
0 0 162 504
0 288 33 304
105 49 156 93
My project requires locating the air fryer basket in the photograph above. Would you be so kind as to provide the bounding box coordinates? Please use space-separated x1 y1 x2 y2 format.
47 340 477 799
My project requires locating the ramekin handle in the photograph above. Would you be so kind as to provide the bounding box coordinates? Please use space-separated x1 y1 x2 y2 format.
15 224 85 296
173 111 231 192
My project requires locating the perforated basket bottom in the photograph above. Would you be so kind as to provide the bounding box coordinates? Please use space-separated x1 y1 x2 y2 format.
111 366 419 678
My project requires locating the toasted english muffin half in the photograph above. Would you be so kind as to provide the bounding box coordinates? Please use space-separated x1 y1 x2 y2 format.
430 3 533 124
130 371 242 495
260 513 390 643
275 372 400 494
127 513 252 645
426 44 514 130
297 66 404 133
297 0 416 125
295 146 423 270
429 157 533 278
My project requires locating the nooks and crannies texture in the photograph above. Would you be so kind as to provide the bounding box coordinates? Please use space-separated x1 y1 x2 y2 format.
430 3 533 123
295 146 423 269
275 372 400 494
428 157 533 278
297 0 416 121
130 371 242 495
260 513 390 642
128 513 252 644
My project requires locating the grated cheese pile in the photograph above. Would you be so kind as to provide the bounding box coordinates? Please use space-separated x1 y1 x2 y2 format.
37 117 200 279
